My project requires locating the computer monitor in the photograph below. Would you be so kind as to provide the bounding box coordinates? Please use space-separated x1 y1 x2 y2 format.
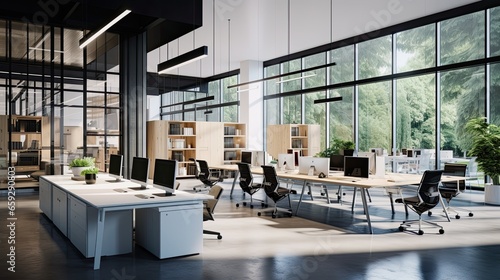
298 156 330 177
370 148 384 156
152 159 177 197
357 151 376 175
278 153 295 170
330 154 345 171
344 156 369 178
241 151 253 165
129 157 150 190
107 154 123 182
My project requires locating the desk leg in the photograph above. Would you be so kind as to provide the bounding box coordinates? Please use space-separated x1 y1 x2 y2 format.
295 181 307 215
93 209 106 270
229 170 240 198
351 187 357 213
360 188 373 234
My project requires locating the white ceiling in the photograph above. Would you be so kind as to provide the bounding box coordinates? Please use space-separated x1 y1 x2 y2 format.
147 0 481 78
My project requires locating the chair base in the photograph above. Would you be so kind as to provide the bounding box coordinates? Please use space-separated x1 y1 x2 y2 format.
398 218 444 235
203 229 222 240
235 196 267 209
257 207 293 219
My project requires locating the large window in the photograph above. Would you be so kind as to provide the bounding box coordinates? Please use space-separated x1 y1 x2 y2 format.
263 3 499 182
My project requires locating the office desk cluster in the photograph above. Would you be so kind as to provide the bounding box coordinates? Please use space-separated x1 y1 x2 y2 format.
39 174 209 270
212 164 464 234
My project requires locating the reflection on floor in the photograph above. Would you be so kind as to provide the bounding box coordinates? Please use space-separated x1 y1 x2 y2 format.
1 179 500 280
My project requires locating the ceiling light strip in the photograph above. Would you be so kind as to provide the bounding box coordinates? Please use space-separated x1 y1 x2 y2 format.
313 96 343 104
275 73 317 84
79 9 131 49
227 62 336 89
157 46 208 74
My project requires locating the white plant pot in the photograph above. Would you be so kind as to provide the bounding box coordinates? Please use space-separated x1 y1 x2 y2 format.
484 184 500 205
72 167 89 178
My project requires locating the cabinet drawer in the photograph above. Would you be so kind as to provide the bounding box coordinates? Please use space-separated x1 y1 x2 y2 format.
69 198 87 230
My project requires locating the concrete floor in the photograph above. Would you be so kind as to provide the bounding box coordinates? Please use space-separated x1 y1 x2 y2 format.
1 179 500 280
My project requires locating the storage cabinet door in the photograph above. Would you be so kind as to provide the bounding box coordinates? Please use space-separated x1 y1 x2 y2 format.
52 187 68 236
39 178 52 219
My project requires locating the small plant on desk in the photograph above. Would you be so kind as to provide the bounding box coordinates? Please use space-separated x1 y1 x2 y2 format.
81 167 99 184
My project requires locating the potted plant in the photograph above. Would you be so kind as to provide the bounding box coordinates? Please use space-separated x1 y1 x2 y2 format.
316 138 355 157
81 167 99 184
69 157 95 179
465 117 500 205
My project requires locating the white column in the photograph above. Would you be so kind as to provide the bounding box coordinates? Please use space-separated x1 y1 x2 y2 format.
239 60 264 151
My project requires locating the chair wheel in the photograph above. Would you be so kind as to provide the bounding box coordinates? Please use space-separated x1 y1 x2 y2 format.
271 214 276 219
418 230 424 235
250 205 254 209
217 235 222 240
236 203 239 207
439 229 445 234
455 215 460 219
261 202 266 207
257 212 262 216
288 212 293 217
320 193 324 196
469 212 474 217
243 202 247 206
428 211 432 216
398 226 404 232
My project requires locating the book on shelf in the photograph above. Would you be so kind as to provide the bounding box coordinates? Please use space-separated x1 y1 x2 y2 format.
291 139 303 149
183 127 194 135
172 151 184 162
169 123 182 135
291 127 300 136
224 151 237 161
224 137 235 148
224 126 236 135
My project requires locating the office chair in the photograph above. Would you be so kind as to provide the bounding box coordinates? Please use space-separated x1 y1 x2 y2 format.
257 165 293 218
395 170 445 235
193 159 223 192
203 185 223 240
235 162 266 208
429 163 473 219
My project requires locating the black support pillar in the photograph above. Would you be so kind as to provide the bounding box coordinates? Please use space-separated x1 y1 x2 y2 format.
120 32 147 178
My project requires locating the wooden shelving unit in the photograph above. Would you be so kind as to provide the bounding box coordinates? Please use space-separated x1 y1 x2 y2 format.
147 121 245 178
223 123 247 165
0 115 43 173
266 124 320 160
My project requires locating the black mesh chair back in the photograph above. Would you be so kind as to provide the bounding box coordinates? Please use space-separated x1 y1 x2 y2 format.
442 163 467 192
196 159 222 187
237 162 254 192
259 165 293 218
417 170 443 204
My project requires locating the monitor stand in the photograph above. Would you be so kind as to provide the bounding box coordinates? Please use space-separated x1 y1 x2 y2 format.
153 192 176 197
128 185 149 191
106 177 123 183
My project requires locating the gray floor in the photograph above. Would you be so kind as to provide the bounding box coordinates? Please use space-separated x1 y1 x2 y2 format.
1 179 500 280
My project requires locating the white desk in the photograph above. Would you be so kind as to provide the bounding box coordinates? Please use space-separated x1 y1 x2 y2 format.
39 174 209 270
211 164 464 234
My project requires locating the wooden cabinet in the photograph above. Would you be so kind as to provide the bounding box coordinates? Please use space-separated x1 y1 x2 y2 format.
223 123 247 164
0 115 43 172
147 121 245 178
266 124 320 160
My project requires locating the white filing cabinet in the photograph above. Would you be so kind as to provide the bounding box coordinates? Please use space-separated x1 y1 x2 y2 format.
52 186 68 236
135 202 203 259
68 196 133 258
39 177 52 220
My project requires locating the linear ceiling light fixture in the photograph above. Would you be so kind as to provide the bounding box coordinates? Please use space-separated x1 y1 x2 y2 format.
158 46 208 74
275 73 317 84
160 95 214 108
227 62 336 89
79 9 131 49
235 85 259 93
314 96 343 104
